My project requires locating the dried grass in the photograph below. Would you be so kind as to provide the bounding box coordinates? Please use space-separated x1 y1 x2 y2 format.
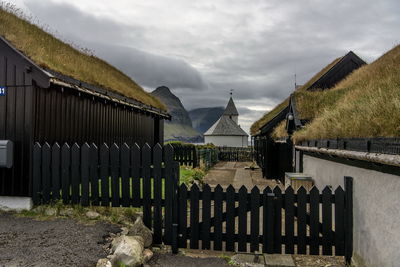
0 3 165 110
250 57 342 135
293 44 400 142
250 98 289 135
271 120 288 139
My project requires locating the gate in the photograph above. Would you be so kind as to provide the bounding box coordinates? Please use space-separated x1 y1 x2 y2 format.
172 177 353 263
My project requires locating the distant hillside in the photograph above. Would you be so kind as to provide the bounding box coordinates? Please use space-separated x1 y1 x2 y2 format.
189 107 224 134
151 86 203 142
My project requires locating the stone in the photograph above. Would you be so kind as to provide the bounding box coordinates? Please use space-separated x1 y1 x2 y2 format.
231 253 265 267
127 217 153 248
44 207 57 216
143 249 153 263
121 227 129 235
264 254 295 267
111 235 144 267
86 210 100 219
96 258 111 267
59 208 74 217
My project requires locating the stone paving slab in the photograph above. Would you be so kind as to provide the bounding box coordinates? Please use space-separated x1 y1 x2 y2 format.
264 254 295 267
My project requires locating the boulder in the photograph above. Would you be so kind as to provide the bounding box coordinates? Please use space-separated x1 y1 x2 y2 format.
86 210 100 219
111 235 144 267
127 217 153 248
44 207 57 216
143 249 153 263
96 258 111 267
59 208 74 217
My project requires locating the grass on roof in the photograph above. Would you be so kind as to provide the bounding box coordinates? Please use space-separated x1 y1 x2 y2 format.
296 57 342 91
250 98 289 135
271 120 288 139
293 44 400 142
250 56 343 135
0 3 165 110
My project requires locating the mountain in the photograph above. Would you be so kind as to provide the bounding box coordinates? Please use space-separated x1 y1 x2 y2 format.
189 107 224 134
151 86 203 142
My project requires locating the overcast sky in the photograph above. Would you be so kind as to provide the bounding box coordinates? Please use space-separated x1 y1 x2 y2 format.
11 0 400 134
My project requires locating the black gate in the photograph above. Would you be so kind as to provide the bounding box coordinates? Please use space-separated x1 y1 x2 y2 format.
172 177 353 263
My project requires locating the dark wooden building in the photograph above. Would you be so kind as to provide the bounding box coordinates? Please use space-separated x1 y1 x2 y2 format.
253 51 366 181
0 36 169 197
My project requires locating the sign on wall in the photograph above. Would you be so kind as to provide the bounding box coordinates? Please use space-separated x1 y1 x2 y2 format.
0 87 6 96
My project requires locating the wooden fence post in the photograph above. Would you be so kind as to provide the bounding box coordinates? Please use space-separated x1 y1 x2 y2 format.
344 176 353 264
32 143 42 204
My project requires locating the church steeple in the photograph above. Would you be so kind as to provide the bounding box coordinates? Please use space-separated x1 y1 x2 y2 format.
223 97 239 124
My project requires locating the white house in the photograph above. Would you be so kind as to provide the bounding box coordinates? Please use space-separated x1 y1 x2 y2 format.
204 97 248 147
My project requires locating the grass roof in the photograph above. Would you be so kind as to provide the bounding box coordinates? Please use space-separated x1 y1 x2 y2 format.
0 4 165 110
250 57 343 135
271 120 288 139
250 98 289 135
293 44 400 142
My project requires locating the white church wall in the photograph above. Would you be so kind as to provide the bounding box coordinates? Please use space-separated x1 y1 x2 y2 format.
204 135 248 147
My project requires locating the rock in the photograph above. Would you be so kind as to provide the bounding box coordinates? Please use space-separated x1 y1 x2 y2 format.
111 236 144 267
121 227 129 235
32 206 45 214
59 208 74 217
86 210 100 219
143 249 153 263
44 207 57 216
96 258 111 267
127 217 153 248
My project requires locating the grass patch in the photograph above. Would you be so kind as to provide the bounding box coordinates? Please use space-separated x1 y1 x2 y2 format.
294 44 400 142
0 3 165 110
180 166 205 185
18 200 141 225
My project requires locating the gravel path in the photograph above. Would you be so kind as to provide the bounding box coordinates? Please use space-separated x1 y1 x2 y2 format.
147 252 231 267
0 212 120 267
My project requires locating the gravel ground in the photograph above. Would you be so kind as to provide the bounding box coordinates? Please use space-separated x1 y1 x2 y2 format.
147 252 232 267
0 212 120 267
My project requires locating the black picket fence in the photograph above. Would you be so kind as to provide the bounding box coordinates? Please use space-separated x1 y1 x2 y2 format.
197 149 219 170
170 143 198 168
32 142 180 244
217 147 253 162
173 177 353 263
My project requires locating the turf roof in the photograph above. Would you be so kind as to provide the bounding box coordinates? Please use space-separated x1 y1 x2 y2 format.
0 4 165 110
250 56 342 135
293 44 400 142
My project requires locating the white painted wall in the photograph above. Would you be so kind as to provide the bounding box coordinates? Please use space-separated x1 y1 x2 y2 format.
0 196 33 211
204 135 248 147
303 154 400 267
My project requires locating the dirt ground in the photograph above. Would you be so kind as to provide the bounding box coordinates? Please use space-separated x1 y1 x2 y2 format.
147 252 231 267
0 212 120 267
203 161 280 190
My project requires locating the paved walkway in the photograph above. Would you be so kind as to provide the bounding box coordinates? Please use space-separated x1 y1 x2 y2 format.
203 161 281 190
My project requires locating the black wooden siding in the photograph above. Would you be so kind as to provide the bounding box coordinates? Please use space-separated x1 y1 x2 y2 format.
32 84 162 147
0 38 166 197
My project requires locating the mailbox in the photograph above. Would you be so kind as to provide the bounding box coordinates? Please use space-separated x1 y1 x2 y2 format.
0 140 13 168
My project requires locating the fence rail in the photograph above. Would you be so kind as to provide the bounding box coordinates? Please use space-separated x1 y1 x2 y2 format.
32 142 179 244
170 143 198 167
217 147 253 162
175 177 353 263
197 149 218 170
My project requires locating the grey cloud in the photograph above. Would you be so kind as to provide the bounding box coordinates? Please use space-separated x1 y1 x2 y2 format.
26 1 208 90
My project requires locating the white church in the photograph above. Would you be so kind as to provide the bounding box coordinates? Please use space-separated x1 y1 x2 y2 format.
204 97 248 147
